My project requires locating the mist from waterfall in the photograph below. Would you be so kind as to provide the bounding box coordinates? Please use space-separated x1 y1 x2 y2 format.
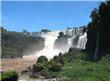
23 27 87 60
36 31 61 59
23 31 61 60
66 27 87 49
77 32 87 49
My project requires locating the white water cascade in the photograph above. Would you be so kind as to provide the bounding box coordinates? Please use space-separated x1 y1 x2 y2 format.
65 27 87 49
36 31 60 59
23 31 60 60
23 28 87 60
77 32 87 49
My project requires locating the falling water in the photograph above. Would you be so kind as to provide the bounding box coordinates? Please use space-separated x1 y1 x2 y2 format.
23 28 87 60
23 31 60 60
66 28 87 49
21 28 88 81
36 31 60 59
77 32 87 49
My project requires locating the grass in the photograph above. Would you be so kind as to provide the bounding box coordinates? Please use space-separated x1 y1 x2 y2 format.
59 59 110 81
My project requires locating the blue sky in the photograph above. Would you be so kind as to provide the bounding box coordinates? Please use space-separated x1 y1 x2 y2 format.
1 1 101 32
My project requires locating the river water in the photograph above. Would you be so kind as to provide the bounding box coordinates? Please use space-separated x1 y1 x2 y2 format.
18 74 40 81
18 74 58 81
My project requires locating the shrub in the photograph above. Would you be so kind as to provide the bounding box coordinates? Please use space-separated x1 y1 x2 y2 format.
1 71 18 81
33 63 45 72
40 70 50 78
37 56 48 64
59 32 64 37
52 53 64 65
49 63 62 72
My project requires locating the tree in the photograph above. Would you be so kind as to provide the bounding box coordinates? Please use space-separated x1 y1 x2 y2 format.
22 30 28 35
49 63 62 72
41 29 50 33
1 27 7 32
37 56 48 64
90 8 98 22
86 1 110 60
33 63 45 72
1 27 45 58
58 53 64 65
58 32 64 37
52 53 64 65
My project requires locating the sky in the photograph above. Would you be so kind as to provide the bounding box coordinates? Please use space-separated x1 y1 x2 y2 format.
1 1 101 32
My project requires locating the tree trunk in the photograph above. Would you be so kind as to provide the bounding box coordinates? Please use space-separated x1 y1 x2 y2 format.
94 19 100 60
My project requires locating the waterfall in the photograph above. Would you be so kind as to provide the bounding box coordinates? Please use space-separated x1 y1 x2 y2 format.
68 37 72 47
66 27 87 49
36 31 60 59
77 32 87 49
23 31 60 60
23 28 87 60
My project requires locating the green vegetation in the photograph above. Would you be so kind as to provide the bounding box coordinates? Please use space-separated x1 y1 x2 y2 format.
58 32 64 38
1 1 110 81
31 48 84 79
37 56 48 64
48 63 62 72
33 63 45 72
1 27 44 58
59 58 110 81
1 71 18 81
26 1 110 80
31 47 110 81
86 1 110 60
41 29 51 33
57 47 110 81
32 55 63 78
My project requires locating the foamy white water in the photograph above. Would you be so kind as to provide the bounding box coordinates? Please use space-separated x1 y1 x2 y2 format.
23 54 37 60
77 32 87 49
23 28 87 60
36 33 60 59
23 31 60 60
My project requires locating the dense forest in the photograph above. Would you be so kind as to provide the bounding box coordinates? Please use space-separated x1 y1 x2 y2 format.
86 1 110 61
1 27 45 58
